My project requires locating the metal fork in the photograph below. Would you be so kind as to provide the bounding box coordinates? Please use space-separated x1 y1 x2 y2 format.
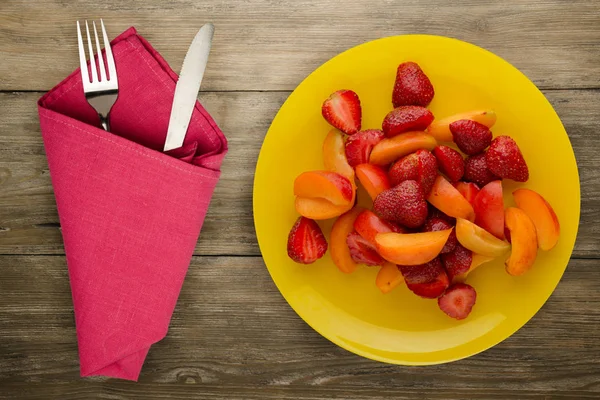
76 20 119 131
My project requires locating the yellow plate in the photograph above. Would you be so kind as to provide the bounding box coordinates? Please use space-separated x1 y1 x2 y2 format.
253 35 580 365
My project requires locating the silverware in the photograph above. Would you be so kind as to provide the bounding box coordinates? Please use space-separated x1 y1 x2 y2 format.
164 23 214 151
77 19 119 131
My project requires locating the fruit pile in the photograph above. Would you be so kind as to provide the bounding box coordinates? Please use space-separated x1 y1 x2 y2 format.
287 61 560 320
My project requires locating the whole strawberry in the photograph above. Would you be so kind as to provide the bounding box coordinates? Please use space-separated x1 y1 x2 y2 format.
486 136 529 182
441 244 472 281
388 149 438 195
345 129 384 167
392 62 435 107
400 258 449 299
449 120 492 155
382 106 434 137
463 153 499 187
287 217 328 264
373 180 428 228
433 145 464 182
322 90 362 135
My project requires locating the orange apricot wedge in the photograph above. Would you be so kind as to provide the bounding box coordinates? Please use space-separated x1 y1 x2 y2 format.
369 131 437 166
426 110 497 142
513 188 560 251
294 170 354 206
355 163 391 200
455 218 510 257
427 175 476 221
323 128 355 180
295 197 353 220
376 262 405 293
330 207 364 273
504 207 538 276
375 229 452 266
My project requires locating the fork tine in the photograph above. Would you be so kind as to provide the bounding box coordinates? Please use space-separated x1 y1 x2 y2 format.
76 21 90 84
92 21 107 82
101 19 117 82
85 21 98 83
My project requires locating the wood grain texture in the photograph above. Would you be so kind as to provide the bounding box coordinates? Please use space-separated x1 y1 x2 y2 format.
1 255 600 399
1 0 600 91
1 90 599 256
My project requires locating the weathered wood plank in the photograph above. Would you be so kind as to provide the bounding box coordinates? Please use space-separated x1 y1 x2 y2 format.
0 0 599 91
0 90 598 257
0 255 599 398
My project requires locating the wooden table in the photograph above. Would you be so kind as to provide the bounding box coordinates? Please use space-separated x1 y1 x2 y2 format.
1 1 599 398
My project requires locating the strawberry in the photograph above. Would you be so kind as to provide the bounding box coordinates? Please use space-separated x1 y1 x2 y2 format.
449 120 492 156
373 180 428 228
382 106 434 137
433 145 464 182
322 90 362 135
287 217 328 264
400 258 449 299
463 153 499 187
441 244 472 281
345 129 385 167
423 217 457 254
454 181 480 206
485 136 529 182
388 150 438 195
438 283 477 320
392 62 435 107
346 231 385 266
428 204 456 225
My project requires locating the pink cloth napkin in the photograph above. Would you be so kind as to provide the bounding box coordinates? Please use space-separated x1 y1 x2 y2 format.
37 27 227 381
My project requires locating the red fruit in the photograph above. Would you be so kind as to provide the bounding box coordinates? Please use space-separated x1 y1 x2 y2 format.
392 62 435 107
400 258 449 299
441 244 472 281
382 106 434 137
287 217 328 264
474 180 505 240
423 217 457 254
438 283 477 320
428 204 456 225
463 153 499 187
354 209 407 245
322 90 362 135
389 149 438 194
373 180 428 228
433 145 464 182
454 182 480 206
449 120 493 155
485 136 529 182
346 231 385 266
345 129 385 167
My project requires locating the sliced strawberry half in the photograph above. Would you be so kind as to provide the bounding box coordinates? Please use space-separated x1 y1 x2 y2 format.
345 129 385 167
346 231 385 266
287 217 328 264
438 283 477 320
322 90 362 135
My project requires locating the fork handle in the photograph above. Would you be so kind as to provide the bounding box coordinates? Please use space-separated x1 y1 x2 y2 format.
98 113 110 131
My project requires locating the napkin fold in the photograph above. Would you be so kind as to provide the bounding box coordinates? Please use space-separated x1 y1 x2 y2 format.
37 27 227 381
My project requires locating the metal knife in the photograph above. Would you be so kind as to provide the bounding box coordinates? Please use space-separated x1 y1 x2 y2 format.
164 23 214 151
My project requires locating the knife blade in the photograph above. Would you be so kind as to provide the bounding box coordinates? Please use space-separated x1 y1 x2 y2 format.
164 23 214 151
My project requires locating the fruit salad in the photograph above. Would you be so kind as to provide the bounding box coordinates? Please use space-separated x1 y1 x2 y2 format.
286 61 560 320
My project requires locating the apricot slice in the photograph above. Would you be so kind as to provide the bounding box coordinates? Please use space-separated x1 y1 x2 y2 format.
375 229 452 266
295 197 353 220
427 175 475 221
294 171 353 206
474 180 505 240
355 164 391 200
456 218 510 257
369 131 437 166
513 189 560 251
453 254 495 282
426 110 497 142
376 262 405 294
504 207 538 276
323 129 355 180
331 207 364 273
354 209 404 245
